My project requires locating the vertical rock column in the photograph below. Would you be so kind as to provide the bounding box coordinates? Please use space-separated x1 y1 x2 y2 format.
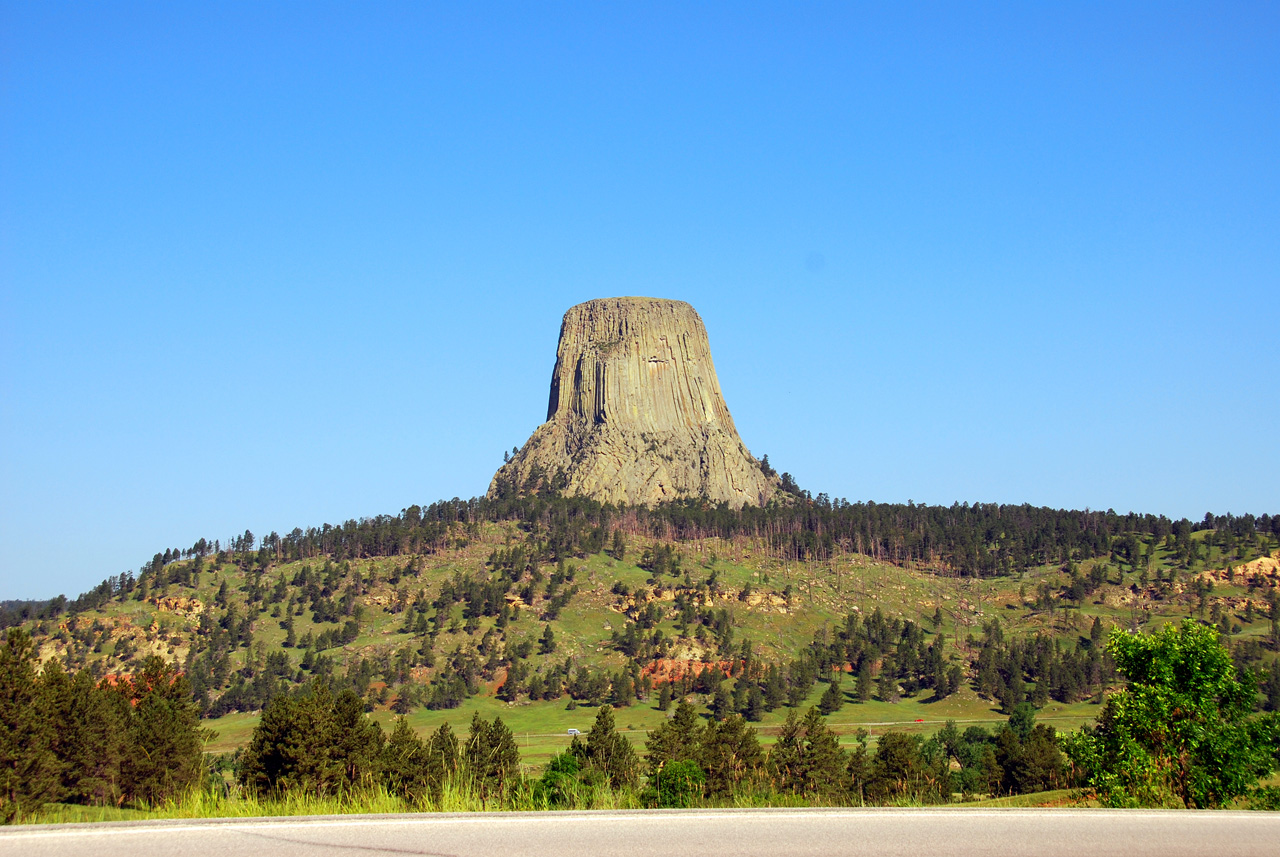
489 297 778 508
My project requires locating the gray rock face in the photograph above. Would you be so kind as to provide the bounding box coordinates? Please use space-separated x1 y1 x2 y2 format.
489 297 778 508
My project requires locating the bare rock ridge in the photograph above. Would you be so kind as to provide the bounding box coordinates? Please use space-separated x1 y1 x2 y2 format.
489 297 779 508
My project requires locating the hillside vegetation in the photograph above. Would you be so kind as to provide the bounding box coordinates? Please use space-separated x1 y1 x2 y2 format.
3 493 1279 820
5 494 1277 766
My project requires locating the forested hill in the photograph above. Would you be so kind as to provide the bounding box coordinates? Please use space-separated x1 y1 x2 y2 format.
4 487 1277 735
20 492 1280 622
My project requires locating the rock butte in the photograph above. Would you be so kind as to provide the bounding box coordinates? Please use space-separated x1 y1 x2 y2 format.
489 297 778 508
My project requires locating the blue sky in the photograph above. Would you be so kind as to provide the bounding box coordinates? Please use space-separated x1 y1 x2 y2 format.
2 3 1277 599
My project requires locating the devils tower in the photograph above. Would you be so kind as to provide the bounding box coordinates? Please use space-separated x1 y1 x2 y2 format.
489 297 779 508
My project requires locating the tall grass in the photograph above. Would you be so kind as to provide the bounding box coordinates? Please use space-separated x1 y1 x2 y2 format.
18 781 1099 825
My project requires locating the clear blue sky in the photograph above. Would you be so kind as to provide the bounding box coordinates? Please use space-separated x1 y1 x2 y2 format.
2 3 1277 599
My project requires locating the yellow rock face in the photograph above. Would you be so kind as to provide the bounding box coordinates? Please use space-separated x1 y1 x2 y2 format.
489 297 778 508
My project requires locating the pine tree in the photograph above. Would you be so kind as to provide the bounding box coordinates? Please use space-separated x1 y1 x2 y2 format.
425 722 460 802
329 687 385 790
539 624 556 654
381 716 429 802
118 656 204 806
464 713 519 801
767 709 804 793
878 657 899 702
645 700 702 774
798 707 847 798
0 630 59 820
41 661 126 806
239 681 380 795
700 714 762 799
847 729 871 805
818 677 844 715
584 704 638 789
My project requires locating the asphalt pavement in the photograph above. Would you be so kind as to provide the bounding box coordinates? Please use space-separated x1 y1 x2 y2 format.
2 807 1277 857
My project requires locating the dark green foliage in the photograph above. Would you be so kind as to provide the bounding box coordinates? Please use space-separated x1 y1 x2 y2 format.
41 662 126 805
117 656 205 806
609 529 627 561
534 750 585 806
0 630 59 820
238 682 384 795
993 703 1066 795
866 732 927 803
768 707 846 799
539 624 556 654
646 700 762 801
380 716 430 802
818 677 844 714
643 759 705 807
700 714 762 798
580 705 639 789
645 700 702 774
1 632 205 819
463 712 519 801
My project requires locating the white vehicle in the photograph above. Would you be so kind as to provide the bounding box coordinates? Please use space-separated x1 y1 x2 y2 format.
567 728 581 736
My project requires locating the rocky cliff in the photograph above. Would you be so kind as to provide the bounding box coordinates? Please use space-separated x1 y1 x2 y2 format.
489 297 778 508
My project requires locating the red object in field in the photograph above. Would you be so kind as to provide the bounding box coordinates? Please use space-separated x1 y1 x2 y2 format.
915 719 924 722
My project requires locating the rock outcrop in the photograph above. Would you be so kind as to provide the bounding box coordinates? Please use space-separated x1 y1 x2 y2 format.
489 297 778 508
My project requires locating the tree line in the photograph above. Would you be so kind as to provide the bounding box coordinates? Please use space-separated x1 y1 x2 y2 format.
0 630 205 821
28 489 1279 631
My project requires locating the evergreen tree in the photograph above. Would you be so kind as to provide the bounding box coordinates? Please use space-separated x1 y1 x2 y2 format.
994 704 1065 795
425 722 460 802
866 732 924 802
238 681 381 795
645 700 702 774
329 687 385 790
847 729 871 805
381 716 429 802
539 624 556 654
767 707 847 799
855 662 873 703
41 661 126 806
464 713 519 801
118 656 204 806
700 714 762 799
0 630 59 820
583 704 639 789
710 685 732 720
818 677 844 715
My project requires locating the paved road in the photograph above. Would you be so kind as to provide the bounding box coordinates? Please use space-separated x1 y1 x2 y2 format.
2 808 1277 857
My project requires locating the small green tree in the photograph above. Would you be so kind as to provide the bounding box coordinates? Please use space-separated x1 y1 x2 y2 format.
42 662 127 806
239 682 382 795
768 707 847 799
464 713 519 801
539 624 556 655
381 716 429 802
583 704 638 789
1065 619 1279 808
818 677 844 714
866 732 924 803
645 700 702 775
700 713 762 799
